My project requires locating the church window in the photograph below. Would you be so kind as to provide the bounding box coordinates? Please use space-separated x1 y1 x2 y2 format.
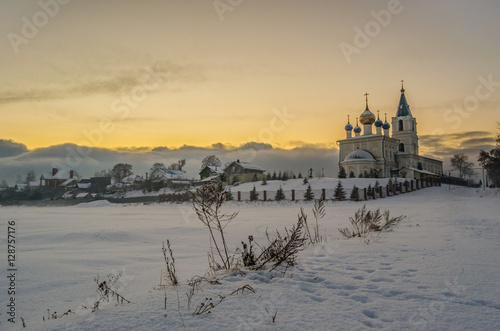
399 120 403 131
399 143 405 152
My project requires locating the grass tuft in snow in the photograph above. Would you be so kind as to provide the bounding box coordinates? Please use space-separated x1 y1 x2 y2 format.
338 205 406 243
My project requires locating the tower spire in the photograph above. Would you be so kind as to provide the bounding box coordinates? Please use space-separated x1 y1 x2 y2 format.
364 92 369 110
401 80 405 93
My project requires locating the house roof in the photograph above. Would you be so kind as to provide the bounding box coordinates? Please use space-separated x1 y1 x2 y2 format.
403 167 437 176
199 165 223 174
41 169 74 180
151 168 187 179
77 182 92 189
59 178 77 187
75 192 91 198
231 161 265 172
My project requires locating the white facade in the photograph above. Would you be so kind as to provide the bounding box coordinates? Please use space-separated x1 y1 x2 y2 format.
338 84 443 179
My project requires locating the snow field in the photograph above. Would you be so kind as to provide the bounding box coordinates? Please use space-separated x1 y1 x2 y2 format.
0 186 499 330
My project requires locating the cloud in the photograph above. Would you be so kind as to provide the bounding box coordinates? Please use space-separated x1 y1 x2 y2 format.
0 139 28 157
419 131 496 170
0 140 339 185
0 60 204 106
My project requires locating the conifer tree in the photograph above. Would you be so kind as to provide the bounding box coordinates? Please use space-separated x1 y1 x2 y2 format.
251 173 258 182
367 184 373 196
304 184 314 201
282 171 289 181
261 176 268 185
277 171 282 180
303 176 308 184
334 181 347 200
350 185 358 200
272 172 277 180
349 170 355 178
250 185 259 201
358 173 363 178
275 186 285 201
226 188 234 201
298 172 303 179
338 166 347 178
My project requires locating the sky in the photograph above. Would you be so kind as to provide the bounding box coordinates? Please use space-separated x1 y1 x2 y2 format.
0 0 499 182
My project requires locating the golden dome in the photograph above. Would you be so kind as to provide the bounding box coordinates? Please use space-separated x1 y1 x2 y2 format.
359 109 376 125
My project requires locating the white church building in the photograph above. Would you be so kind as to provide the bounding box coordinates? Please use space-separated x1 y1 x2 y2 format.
338 82 443 179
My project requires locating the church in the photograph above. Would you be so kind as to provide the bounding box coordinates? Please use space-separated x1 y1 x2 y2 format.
337 82 443 179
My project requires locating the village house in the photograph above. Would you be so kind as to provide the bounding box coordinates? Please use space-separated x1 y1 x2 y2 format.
223 160 265 184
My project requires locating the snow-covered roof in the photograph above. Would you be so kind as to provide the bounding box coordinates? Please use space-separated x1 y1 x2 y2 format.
59 178 76 187
151 168 187 179
76 192 91 198
201 165 223 174
15 184 27 191
77 182 92 189
344 150 376 162
403 167 437 176
231 161 265 172
28 181 40 187
41 169 74 180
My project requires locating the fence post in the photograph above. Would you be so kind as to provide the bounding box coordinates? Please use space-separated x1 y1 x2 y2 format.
386 185 390 197
364 188 367 200
379 186 384 198
322 188 326 201
292 189 295 201
400 182 403 193
307 189 310 201
355 187 359 201
411 180 414 191
238 191 241 201
338 188 342 201
263 190 267 201
276 190 280 201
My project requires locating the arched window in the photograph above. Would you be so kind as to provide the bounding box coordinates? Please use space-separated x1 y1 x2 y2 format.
399 143 405 152
399 120 404 131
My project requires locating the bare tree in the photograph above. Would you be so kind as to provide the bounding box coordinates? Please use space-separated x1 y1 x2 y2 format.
201 155 222 170
450 154 474 179
24 170 36 184
151 162 165 172
111 163 133 182
478 124 500 186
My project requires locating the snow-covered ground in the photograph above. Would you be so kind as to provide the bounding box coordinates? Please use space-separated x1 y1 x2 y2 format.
1 186 499 330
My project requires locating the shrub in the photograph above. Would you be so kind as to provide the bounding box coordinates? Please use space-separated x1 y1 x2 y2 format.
338 205 406 243
192 182 238 271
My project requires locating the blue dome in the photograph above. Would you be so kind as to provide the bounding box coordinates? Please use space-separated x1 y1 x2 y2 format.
353 126 361 133
345 123 353 131
374 119 383 127
383 121 390 129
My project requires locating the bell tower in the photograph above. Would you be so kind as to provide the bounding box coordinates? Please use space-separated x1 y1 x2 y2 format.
391 81 419 155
